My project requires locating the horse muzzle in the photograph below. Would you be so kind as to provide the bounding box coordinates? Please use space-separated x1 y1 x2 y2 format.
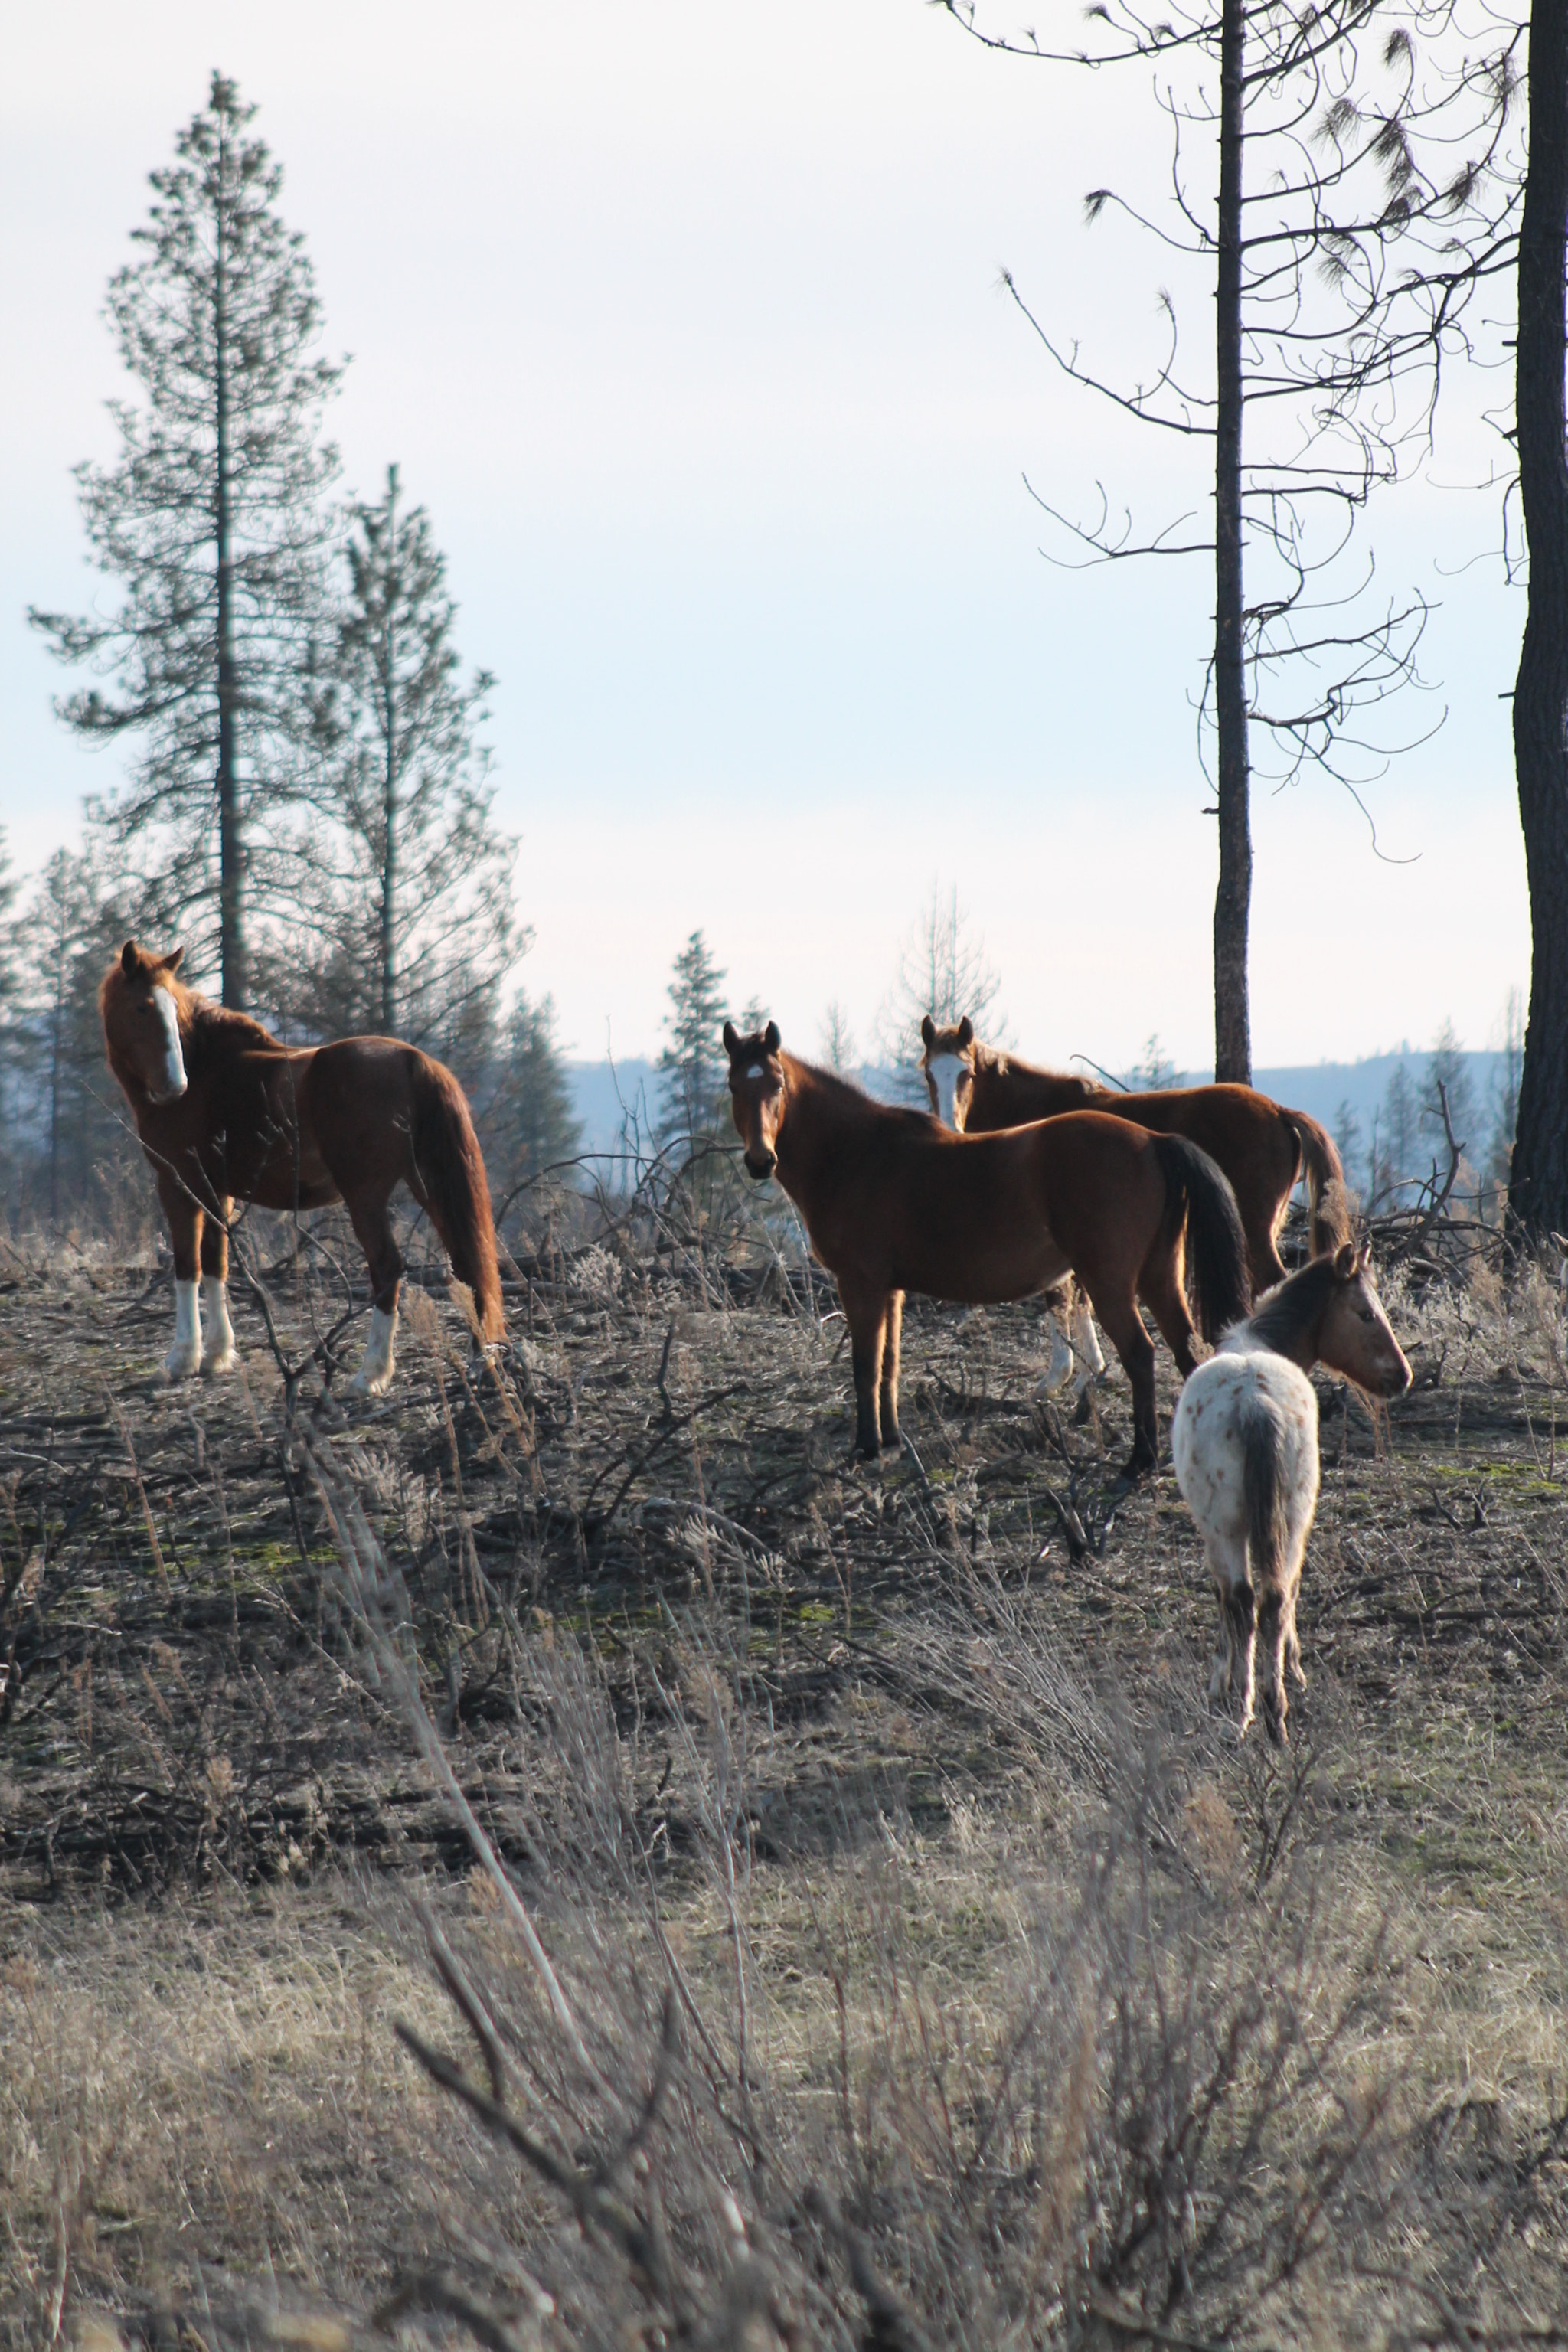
744 1149 777 1181
149 1077 188 1105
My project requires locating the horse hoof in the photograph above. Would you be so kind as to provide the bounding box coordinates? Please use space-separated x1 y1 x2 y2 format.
346 1371 392 1400
162 1350 201 1382
1122 1451 1156 1481
203 1348 239 1378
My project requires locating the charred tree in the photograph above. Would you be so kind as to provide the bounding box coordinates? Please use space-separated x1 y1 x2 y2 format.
1508 0 1568 1245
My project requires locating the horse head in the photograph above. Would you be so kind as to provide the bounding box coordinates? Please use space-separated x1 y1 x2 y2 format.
103 940 189 1105
920 1013 976 1130
1316 1240 1412 1397
723 1018 785 1179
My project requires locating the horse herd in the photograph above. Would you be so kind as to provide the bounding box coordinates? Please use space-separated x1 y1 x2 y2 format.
101 942 1413 1745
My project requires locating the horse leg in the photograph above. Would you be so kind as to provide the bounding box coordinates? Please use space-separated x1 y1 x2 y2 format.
1251 1215 1289 1291
1201 1528 1247 1703
1226 1574 1259 1736
1257 1587 1289 1746
1069 1292 1106 1407
1139 1253 1201 1380
879 1290 904 1449
1035 1286 1075 1399
839 1279 889 1459
199 1193 238 1375
156 1174 204 1380
1086 1292 1158 1476
342 1190 406 1396
1285 1604 1306 1688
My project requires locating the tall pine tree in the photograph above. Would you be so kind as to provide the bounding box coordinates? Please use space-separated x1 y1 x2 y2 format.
31 74 340 1009
295 464 517 1066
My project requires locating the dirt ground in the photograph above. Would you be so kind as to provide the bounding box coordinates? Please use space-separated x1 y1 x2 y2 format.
3 1213 1568 2347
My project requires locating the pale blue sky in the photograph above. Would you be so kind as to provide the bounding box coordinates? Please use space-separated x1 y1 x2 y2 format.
2 0 1529 1066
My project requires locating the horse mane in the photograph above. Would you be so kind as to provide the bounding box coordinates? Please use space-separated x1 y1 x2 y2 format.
787 1051 929 1126
1235 1254 1343 1355
970 1039 1105 1099
100 958 284 1075
178 993 283 1062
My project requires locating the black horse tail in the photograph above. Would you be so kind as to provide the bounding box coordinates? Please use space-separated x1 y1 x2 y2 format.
1283 1107 1354 1255
1153 1133 1251 1342
411 1053 505 1342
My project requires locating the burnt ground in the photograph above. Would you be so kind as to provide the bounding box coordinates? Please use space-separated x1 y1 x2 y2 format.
3 1230 1566 1901
3 1215 1568 2344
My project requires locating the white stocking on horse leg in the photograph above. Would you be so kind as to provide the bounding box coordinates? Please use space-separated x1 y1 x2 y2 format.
164 1279 202 1380
1035 1310 1076 1398
201 1275 237 1374
349 1303 398 1396
1069 1298 1106 1400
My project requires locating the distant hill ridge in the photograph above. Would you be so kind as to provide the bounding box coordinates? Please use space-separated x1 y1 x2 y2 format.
561 1049 1509 1163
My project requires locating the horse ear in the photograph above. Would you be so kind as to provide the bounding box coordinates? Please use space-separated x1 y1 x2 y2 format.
162 946 185 976
120 940 139 979
1333 1240 1358 1279
763 1020 781 1054
722 1020 739 1055
920 1014 936 1048
957 1015 975 1048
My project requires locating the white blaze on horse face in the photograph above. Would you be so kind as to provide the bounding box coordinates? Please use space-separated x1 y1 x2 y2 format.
746 1064 765 1078
348 1303 398 1396
151 985 188 1101
201 1274 237 1374
164 1279 202 1380
926 1054 969 1130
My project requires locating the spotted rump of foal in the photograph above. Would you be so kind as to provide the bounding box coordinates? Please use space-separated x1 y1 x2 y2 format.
1171 1242 1411 1743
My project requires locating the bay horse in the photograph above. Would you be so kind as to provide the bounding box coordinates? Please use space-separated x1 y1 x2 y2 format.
919 1018 1352 1282
100 942 504 1394
1171 1241 1410 1745
724 1021 1252 1476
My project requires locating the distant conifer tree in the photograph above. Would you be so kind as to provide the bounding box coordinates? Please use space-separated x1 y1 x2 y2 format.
17 846 135 1225
1380 1060 1421 1192
294 465 518 1068
658 931 730 1144
485 991 582 1214
1421 1018 1476 1159
30 74 341 1009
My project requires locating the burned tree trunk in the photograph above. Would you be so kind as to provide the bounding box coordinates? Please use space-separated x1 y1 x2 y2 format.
1510 0 1568 1245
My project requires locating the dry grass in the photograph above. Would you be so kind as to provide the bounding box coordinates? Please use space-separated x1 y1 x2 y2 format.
3 1195 1568 2346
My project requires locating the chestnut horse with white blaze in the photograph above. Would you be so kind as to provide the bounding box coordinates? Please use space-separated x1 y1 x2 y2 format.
1171 1242 1410 1745
919 1017 1352 1283
100 942 503 1393
724 1021 1252 1476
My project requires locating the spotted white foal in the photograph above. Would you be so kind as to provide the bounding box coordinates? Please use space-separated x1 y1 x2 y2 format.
1171 1243 1411 1743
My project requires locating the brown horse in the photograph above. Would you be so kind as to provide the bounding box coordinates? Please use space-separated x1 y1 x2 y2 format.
724 1021 1251 1475
100 942 503 1393
919 1018 1351 1282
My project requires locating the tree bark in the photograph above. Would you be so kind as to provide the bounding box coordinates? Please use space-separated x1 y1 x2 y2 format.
379 468 399 1037
214 109 245 1010
1510 0 1568 1243
1211 0 1252 1084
